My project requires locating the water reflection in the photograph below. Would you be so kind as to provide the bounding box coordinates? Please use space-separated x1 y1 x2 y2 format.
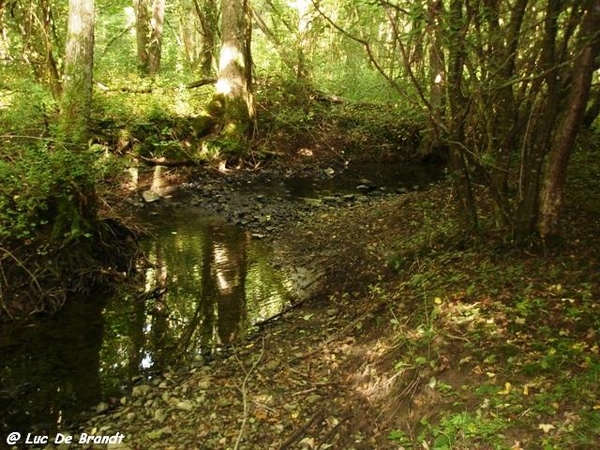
0 208 294 436
0 300 105 437
100 208 292 387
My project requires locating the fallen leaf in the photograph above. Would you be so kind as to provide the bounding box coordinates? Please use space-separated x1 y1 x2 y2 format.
538 423 555 433
499 382 512 395
299 437 315 448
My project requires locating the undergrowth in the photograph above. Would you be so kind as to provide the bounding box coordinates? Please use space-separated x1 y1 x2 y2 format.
374 148 600 449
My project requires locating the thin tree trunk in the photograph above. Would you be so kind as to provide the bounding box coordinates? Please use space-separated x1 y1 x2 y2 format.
148 0 165 76
538 0 600 240
59 0 95 144
447 0 478 232
513 0 561 240
133 0 150 74
193 0 219 76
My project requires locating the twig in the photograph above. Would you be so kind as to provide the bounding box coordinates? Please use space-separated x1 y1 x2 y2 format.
233 336 265 450
0 246 42 293
279 411 324 449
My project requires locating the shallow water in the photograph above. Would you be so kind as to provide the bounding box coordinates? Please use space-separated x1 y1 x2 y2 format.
0 162 444 437
0 209 295 437
284 162 445 198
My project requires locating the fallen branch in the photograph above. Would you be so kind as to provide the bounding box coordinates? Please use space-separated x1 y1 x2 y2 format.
138 155 204 167
95 78 216 94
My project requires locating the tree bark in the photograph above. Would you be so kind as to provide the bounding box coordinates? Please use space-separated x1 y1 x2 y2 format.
447 0 478 232
538 0 600 240
133 0 151 74
513 0 561 240
192 0 219 76
59 0 95 144
148 0 165 76
7 0 62 99
214 0 253 154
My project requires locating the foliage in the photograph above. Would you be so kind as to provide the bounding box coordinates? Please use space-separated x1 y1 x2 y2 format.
0 141 97 244
377 148 600 449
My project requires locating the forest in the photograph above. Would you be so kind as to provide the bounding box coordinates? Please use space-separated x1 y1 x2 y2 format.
0 0 599 448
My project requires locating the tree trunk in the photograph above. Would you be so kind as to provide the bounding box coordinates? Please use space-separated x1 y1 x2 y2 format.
8 0 62 99
148 0 165 76
192 0 219 76
446 0 478 232
133 0 151 74
583 86 600 128
214 0 253 154
538 0 600 240
59 0 95 144
513 0 561 240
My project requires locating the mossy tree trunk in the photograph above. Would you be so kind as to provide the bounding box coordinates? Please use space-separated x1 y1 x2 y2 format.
213 0 254 155
56 0 96 241
134 0 164 76
133 0 151 74
192 0 219 76
59 0 95 145
7 0 62 99
148 0 165 76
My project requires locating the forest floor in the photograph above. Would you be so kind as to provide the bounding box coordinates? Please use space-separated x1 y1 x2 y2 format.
65 145 600 450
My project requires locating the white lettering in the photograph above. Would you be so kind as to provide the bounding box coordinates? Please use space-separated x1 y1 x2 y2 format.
25 434 48 445
53 433 73 444
78 432 125 444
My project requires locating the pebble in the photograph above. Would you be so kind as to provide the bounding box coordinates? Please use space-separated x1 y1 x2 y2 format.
176 400 194 411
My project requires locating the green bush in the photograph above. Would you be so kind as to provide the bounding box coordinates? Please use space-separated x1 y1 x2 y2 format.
0 141 97 245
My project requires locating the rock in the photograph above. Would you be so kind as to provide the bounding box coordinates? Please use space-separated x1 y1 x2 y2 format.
131 385 151 398
324 167 335 176
142 190 161 203
154 408 167 423
356 184 373 192
96 402 110 414
176 400 194 411
197 377 212 390
343 194 355 201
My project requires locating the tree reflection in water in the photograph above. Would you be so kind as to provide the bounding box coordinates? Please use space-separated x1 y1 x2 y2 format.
102 208 292 385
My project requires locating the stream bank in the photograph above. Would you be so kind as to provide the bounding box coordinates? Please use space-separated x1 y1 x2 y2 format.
1 159 444 448
3 153 599 449
70 169 600 449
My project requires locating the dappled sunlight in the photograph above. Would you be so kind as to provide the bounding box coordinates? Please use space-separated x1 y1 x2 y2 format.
348 340 404 403
215 78 232 95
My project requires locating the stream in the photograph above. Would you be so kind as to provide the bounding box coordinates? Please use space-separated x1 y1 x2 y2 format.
0 162 444 439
